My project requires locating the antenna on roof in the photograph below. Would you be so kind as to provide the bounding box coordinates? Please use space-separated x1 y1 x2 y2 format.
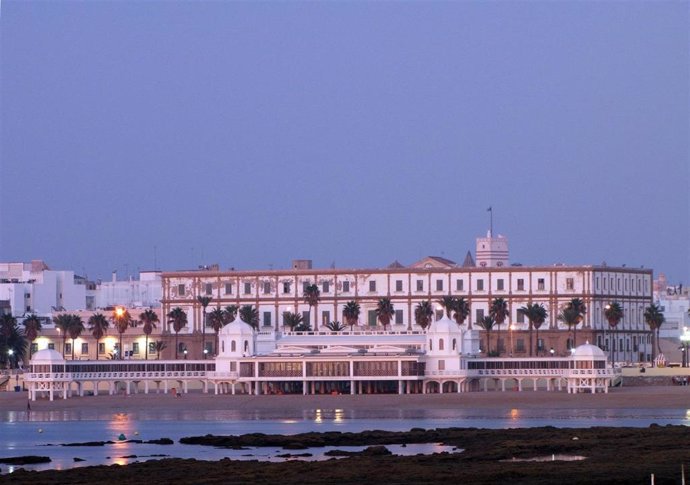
487 206 493 237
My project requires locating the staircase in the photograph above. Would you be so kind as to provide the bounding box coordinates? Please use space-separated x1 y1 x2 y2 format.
0 375 9 391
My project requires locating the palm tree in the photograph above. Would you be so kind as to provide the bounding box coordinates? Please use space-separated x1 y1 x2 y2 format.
87 313 109 361
375 297 395 330
437 296 456 318
0 314 18 367
324 320 346 332
139 309 159 360
477 316 496 355
52 314 72 357
518 303 547 356
22 314 42 360
67 316 85 360
224 305 238 322
604 302 624 364
208 307 227 356
112 308 133 360
3 321 27 369
294 320 312 332
558 307 581 352
167 307 187 359
565 298 587 348
197 296 212 358
303 284 321 330
342 301 361 331
239 305 259 329
414 300 434 331
452 297 471 327
154 340 167 360
282 311 304 331
643 304 665 364
489 298 509 356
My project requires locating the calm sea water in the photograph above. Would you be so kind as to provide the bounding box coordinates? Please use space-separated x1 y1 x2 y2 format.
2 407 689 474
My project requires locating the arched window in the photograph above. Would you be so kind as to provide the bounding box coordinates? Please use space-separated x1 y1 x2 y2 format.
439 339 445 351
222 341 225 353
231 340 236 352
244 340 249 353
429 339 433 351
452 338 457 351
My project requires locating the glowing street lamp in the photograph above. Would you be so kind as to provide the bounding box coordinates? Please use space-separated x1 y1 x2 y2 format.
680 327 690 368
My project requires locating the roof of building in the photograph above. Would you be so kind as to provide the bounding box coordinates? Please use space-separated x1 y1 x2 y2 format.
387 260 405 269
428 314 460 334
409 256 457 269
461 251 476 268
30 348 65 364
572 342 606 359
219 315 255 336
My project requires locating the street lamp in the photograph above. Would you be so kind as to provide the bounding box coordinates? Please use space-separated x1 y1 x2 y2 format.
680 327 690 368
509 324 516 357
183 348 188 360
549 347 555 357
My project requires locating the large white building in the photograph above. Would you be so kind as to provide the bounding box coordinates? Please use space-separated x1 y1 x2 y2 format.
161 232 654 363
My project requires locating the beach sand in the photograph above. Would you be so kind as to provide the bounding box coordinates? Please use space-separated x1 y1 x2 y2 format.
2 386 690 414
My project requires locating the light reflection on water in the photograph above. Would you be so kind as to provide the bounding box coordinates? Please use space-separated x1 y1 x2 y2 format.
2 407 690 475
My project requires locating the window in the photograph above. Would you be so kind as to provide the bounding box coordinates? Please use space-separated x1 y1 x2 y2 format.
231 340 236 352
436 279 443 291
396 280 403 292
456 279 464 291
596 277 600 290
516 311 524 324
31 343 38 354
368 310 377 327
342 281 350 292
435 310 443 320
322 282 330 293
497 279 504 291
263 282 271 294
303 282 310 293
178 284 185 296
302 311 310 326
476 279 484 291
475 309 484 321
244 282 251 294
132 342 140 355
244 340 249 353
439 338 445 351
283 282 291 294
322 311 330 325
416 280 424 291
205 283 213 295
452 338 457 351
537 278 545 291
369 280 376 292
263 312 272 327
205 341 214 354
395 309 403 325
81 342 88 355
48 343 55 350
438 360 445 371
516 339 525 352
566 278 574 290
98 342 105 354
497 338 505 352
225 283 233 294
517 279 524 291
148 342 156 354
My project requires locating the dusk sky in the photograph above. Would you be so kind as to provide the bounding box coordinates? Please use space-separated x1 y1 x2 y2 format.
1 1 688 284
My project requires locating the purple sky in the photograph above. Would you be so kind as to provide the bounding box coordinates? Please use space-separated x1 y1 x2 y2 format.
1 1 688 283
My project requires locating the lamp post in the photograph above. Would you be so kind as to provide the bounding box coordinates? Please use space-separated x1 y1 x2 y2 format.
509 324 516 357
183 348 188 360
114 306 125 361
549 347 555 358
7 349 13 370
680 327 690 368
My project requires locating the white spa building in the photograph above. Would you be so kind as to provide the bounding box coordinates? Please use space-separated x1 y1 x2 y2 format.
26 311 617 401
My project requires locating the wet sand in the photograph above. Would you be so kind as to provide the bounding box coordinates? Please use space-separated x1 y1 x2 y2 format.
3 386 690 414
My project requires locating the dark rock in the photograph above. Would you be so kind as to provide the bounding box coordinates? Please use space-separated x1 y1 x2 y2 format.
73 458 85 462
0 456 51 465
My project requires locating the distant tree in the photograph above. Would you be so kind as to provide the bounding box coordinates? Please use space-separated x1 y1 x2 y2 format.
324 320 346 332
604 302 624 364
557 307 581 352
224 305 239 322
489 298 509 356
565 298 587 348
87 313 109 361
67 315 85 360
452 298 471 328
167 307 187 359
138 309 159 360
4 322 26 368
112 308 133 360
197 296 212 358
342 301 361 331
303 284 321 330
239 305 259 329
643 304 665 364
414 300 434 331
518 303 547 356
437 296 456 318
208 307 227 356
154 340 167 360
22 314 42 360
477 316 496 356
282 311 304 331
294 321 312 332
375 297 395 330
52 314 71 357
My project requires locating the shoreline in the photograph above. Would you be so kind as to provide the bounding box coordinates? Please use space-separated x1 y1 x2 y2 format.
2 386 690 415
